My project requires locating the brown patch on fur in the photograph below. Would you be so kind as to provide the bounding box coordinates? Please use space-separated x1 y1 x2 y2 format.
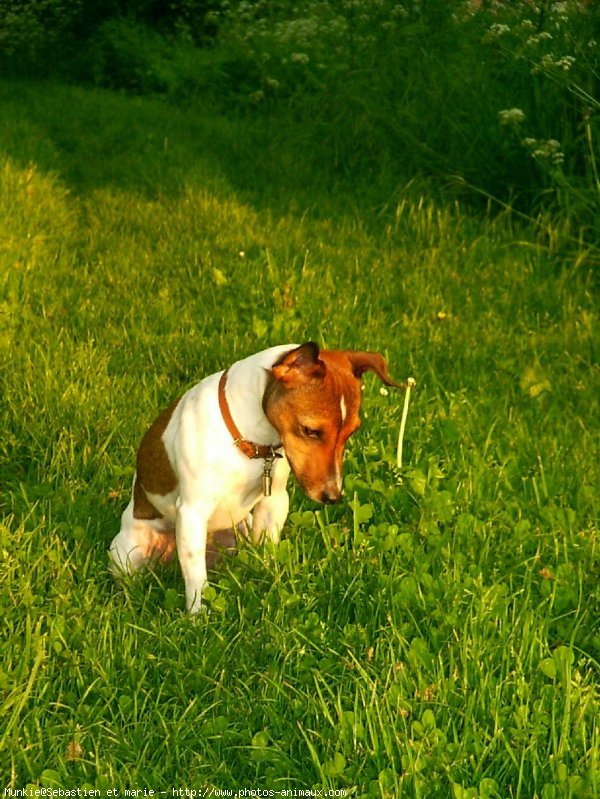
131 526 238 570
146 529 177 563
132 478 162 520
133 398 180 520
343 350 404 387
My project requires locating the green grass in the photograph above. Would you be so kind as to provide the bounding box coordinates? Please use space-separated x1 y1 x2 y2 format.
1 78 599 797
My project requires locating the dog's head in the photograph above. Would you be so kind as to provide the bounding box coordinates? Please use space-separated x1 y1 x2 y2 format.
263 342 403 503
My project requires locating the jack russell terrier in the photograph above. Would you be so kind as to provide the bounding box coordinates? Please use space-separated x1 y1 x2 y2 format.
109 342 402 613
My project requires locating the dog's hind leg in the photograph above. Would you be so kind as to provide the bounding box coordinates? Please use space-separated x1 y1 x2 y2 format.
109 486 176 575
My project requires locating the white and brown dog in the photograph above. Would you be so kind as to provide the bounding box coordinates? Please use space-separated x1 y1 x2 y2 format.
110 342 402 613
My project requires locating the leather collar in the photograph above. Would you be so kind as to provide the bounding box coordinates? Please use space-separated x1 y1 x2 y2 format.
218 369 283 460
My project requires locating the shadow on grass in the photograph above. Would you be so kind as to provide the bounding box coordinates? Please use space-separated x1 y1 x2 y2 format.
0 77 350 217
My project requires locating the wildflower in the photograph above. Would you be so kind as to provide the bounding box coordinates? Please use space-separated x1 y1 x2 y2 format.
499 108 526 127
532 53 557 74
547 140 564 164
556 55 575 71
483 23 510 43
290 52 310 65
526 138 564 167
379 387 389 397
526 31 553 47
391 5 409 18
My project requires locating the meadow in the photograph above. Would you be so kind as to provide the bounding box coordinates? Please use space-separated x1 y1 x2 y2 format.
0 3 599 796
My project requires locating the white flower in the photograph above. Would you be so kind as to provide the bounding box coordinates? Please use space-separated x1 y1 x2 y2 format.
483 23 510 43
528 138 564 166
499 108 526 127
379 387 389 397
532 53 557 73
556 56 575 71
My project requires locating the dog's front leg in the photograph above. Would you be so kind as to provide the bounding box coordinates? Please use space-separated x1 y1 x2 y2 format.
251 488 290 545
251 457 291 544
176 502 210 614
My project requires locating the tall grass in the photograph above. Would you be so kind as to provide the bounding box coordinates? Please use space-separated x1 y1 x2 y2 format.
2 1 599 233
212 0 600 229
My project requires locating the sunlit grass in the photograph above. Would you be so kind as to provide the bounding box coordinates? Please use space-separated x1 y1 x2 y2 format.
0 79 598 797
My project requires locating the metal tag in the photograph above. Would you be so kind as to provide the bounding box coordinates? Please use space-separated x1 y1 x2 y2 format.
262 455 275 497
262 470 272 497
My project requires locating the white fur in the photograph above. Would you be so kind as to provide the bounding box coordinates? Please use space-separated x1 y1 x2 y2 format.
109 345 296 613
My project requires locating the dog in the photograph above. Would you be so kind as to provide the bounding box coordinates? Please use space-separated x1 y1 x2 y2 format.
109 342 402 613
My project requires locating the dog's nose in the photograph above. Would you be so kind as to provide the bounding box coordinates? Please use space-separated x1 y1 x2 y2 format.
320 488 342 504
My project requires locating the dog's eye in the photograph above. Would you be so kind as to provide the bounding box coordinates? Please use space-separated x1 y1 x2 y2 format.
302 425 322 440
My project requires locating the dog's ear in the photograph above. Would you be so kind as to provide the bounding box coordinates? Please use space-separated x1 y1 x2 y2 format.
346 351 404 387
272 342 326 386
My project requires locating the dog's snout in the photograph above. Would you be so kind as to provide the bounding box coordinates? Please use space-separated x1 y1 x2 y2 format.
320 487 342 504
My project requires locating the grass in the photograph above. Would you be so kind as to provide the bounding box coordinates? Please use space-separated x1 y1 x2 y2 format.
1 77 599 797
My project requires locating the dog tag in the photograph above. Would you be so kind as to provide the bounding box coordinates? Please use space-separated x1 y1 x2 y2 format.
262 457 274 497
263 470 272 497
